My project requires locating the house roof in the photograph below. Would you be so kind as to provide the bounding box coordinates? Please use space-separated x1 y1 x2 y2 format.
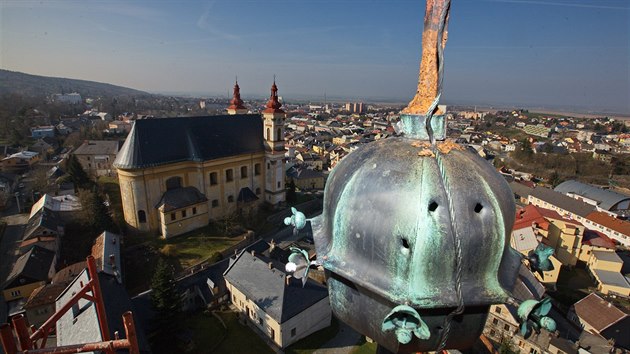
511 227 539 253
4 245 55 288
573 293 627 333
592 250 623 263
24 208 63 240
592 269 630 290
237 187 258 203
583 229 616 249
513 205 548 231
52 261 87 285
223 249 328 324
23 283 67 309
56 270 150 352
556 180 630 211
113 115 265 170
530 187 595 218
586 211 630 237
155 186 208 211
73 140 120 156
30 193 81 218
509 181 534 199
91 231 121 278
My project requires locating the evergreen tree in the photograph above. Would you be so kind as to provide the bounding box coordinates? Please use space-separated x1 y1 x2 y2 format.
78 187 115 233
150 259 182 351
66 154 92 189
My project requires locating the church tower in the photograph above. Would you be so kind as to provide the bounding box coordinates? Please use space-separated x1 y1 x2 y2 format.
227 80 247 115
263 80 286 205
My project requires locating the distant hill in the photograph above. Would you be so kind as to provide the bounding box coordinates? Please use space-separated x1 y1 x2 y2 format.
0 69 149 98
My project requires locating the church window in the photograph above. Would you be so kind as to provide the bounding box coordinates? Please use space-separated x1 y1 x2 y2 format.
277 128 282 141
254 164 261 176
241 166 247 179
267 163 270 170
166 176 182 190
255 188 261 195
228 195 234 203
226 169 233 182
277 181 281 188
138 210 146 223
266 128 270 140
212 200 219 208
170 213 176 221
210 172 218 185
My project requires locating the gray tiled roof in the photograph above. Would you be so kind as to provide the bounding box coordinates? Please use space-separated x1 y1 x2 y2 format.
223 249 328 324
73 140 120 155
530 186 595 217
113 115 265 170
555 180 630 211
4 245 55 288
155 186 207 211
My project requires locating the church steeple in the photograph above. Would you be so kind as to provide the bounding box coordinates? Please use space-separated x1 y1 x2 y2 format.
263 79 284 114
227 79 247 115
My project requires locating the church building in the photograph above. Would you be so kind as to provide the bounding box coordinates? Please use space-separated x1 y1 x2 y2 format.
113 82 286 238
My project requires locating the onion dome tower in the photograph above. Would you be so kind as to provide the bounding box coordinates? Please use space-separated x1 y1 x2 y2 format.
263 80 286 205
227 80 247 115
293 0 526 352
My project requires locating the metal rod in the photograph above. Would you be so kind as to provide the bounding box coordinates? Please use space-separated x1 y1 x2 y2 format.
86 255 111 342
403 0 451 115
12 315 33 351
15 339 133 354
122 312 140 354
0 323 18 354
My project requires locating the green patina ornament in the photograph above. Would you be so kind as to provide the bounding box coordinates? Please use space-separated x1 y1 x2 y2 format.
382 305 431 344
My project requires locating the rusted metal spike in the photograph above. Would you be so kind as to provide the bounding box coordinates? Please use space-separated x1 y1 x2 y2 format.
403 0 451 115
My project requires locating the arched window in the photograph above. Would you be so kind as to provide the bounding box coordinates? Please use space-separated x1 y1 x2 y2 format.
266 128 270 140
138 210 146 223
166 176 182 190
277 128 282 141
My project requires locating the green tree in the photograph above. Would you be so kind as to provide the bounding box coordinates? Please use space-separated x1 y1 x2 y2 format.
66 154 92 189
548 171 562 188
78 187 116 233
150 258 183 352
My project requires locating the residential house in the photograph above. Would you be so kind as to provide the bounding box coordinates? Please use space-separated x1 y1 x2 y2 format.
73 140 121 177
287 166 326 191
2 245 56 302
91 231 122 280
483 265 551 354
20 208 64 256
528 187 595 226
55 269 150 352
23 283 67 328
579 230 617 263
30 126 56 139
224 249 331 349
114 85 286 237
537 207 585 267
1 151 40 172
586 250 630 296
568 293 630 350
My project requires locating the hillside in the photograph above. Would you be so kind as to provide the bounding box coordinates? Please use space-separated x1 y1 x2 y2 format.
0 69 149 98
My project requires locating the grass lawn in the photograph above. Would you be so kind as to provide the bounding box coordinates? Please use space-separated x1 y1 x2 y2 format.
188 311 273 354
285 317 340 354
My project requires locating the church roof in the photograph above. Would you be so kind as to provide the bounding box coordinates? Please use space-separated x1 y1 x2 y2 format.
113 115 264 170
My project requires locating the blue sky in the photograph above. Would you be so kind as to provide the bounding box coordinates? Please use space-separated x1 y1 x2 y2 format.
1 0 629 113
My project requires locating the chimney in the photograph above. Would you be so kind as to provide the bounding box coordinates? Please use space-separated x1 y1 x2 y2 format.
285 275 292 286
268 262 273 270
251 250 256 257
